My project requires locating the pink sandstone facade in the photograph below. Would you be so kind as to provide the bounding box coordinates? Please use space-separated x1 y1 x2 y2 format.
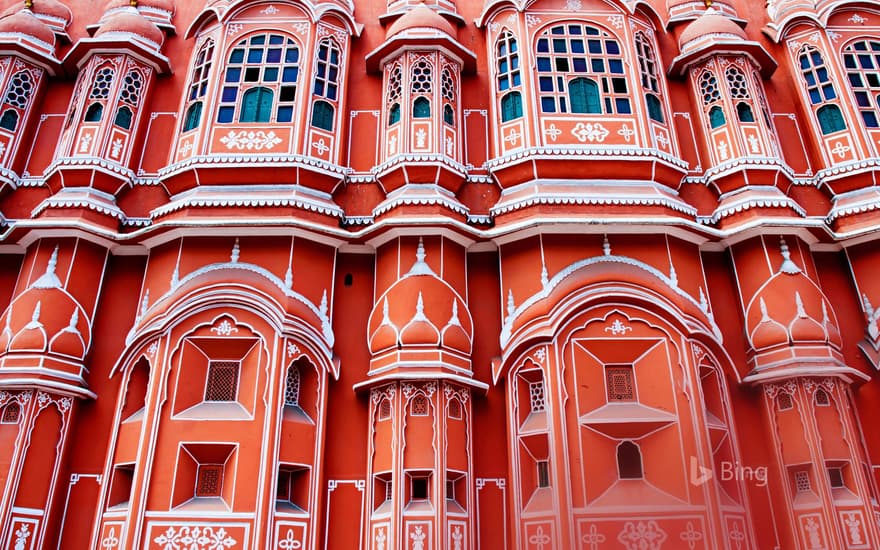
1 0 880 548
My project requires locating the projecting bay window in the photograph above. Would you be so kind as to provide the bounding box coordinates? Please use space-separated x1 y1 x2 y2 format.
204 361 240 402
842 40 880 129
635 32 664 124
0 70 34 133
310 38 341 132
217 33 300 124
84 66 115 123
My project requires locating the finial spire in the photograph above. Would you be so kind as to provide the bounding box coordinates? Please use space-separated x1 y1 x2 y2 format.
231 238 240 263
34 246 62 289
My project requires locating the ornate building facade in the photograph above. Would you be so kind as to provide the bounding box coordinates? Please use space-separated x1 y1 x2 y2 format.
0 0 879 548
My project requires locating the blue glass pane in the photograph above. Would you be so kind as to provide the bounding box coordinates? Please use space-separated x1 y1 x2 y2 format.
588 40 601 54
856 91 870 107
591 59 605 72
539 77 554 91
329 67 338 82
605 41 620 55
609 59 623 73
569 25 582 35
555 58 569 71
537 57 551 71
513 73 521 86
809 89 821 103
499 76 509 91
269 35 284 45
510 40 517 53
331 50 339 64
264 67 278 81
811 51 822 65
585 26 599 35
844 54 857 69
799 55 810 70
286 49 299 63
822 84 836 100
616 98 631 114
500 60 508 73
218 106 234 123
327 85 337 101
498 43 507 56
553 39 567 53
571 40 584 54
229 49 244 63
277 105 293 122
319 47 328 61
551 26 564 35
282 67 299 82
804 73 816 86
573 58 587 72
267 49 282 63
222 87 237 102
863 112 879 128
849 74 863 87
314 82 325 96
248 48 263 63
225 68 241 82
817 67 828 81
537 39 549 53
250 35 266 45
541 97 556 113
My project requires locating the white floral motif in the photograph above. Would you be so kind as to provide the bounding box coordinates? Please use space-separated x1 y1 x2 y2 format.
804 517 822 549
843 511 864 545
528 526 551 549
534 348 546 363
618 125 635 142
680 522 703 549
572 122 609 142
582 525 606 549
410 526 426 550
566 0 582 9
617 521 667 550
416 128 427 148
312 138 330 155
261 5 279 14
220 130 282 151
153 526 237 549
451 526 463 550
210 320 238 336
544 124 562 141
831 141 851 159
607 15 624 29
277 528 301 550
0 141 6 158
849 13 867 24
226 24 244 36
110 138 123 159
287 343 301 357
375 528 386 550
504 128 521 144
148 341 158 357
718 140 729 160
79 133 92 152
14 524 31 550
101 527 120 549
525 15 541 27
605 319 632 335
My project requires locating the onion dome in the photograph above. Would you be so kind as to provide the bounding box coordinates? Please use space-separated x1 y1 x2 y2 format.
386 2 456 39
367 241 472 356
101 0 175 33
745 272 842 352
95 6 164 47
0 7 56 50
1 248 90 359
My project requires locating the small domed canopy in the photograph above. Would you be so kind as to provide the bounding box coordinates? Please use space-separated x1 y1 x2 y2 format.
668 8 777 78
95 7 164 46
386 2 456 39
100 0 175 33
0 8 56 49
365 2 475 73
678 8 746 48
27 0 73 36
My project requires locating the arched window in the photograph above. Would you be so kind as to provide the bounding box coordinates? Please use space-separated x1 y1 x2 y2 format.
378 398 392 420
815 389 830 406
413 96 431 118
182 40 214 132
842 39 880 128
617 441 643 479
501 92 522 122
700 71 725 129
389 103 401 125
536 23 630 114
311 100 334 131
799 46 846 134
183 102 203 132
777 392 793 410
284 365 300 407
114 106 133 129
569 77 601 113
736 102 754 123
218 33 300 124
85 66 114 123
411 57 432 119
497 31 523 121
311 39 341 131
0 70 33 132
709 106 726 128
1 402 20 424
0 109 18 131
441 67 455 126
84 102 104 122
410 395 429 416
448 398 462 419
817 104 846 134
240 87 274 123
726 67 755 123
386 63 402 126
635 32 665 123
